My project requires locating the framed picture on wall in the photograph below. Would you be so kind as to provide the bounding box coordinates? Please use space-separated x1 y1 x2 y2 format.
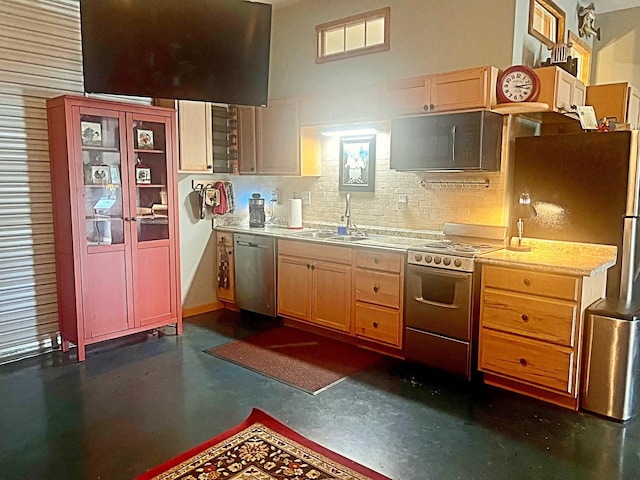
339 135 376 192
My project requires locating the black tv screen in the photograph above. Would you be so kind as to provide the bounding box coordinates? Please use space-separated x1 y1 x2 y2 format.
80 0 272 106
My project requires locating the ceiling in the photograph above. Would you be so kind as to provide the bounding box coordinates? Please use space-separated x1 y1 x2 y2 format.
262 0 640 13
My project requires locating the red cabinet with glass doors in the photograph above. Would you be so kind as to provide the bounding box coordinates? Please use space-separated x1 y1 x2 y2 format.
46 95 182 361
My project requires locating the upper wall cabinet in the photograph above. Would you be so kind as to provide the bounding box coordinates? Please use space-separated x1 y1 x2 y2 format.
238 97 321 176
534 66 586 114
586 82 640 130
377 66 499 117
300 85 379 126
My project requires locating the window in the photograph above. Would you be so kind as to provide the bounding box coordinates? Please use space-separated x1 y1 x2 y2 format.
528 0 565 47
316 7 390 63
568 31 592 85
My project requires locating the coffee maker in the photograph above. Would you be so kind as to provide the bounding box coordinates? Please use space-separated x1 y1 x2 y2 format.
249 193 265 228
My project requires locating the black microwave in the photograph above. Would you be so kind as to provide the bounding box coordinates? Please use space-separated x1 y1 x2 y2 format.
390 111 503 171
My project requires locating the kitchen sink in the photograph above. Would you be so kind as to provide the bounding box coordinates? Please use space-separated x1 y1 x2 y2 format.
328 235 368 242
292 230 336 239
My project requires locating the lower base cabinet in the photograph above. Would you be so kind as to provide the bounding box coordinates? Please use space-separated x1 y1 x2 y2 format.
277 240 352 333
478 264 606 410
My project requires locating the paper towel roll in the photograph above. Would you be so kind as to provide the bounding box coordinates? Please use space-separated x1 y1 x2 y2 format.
288 198 303 229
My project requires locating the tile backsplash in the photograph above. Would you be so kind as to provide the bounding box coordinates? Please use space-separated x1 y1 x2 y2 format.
214 131 509 232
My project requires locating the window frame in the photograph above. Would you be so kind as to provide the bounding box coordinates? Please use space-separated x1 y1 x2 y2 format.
568 31 592 85
316 7 390 64
528 0 566 47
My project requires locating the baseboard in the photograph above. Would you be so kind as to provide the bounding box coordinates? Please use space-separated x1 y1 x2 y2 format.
182 302 224 318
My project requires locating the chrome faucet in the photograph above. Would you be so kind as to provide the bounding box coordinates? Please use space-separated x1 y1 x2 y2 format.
343 193 352 232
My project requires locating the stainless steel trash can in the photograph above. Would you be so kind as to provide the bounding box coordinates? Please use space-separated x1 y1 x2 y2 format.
580 298 640 421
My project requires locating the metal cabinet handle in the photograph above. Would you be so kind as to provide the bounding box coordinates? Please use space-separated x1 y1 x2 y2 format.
373 285 379 293
430 104 435 110
451 124 457 163
373 257 379 264
521 314 529 322
423 104 430 112
523 278 531 287
311 265 315 270
373 322 378 328
207 165 212 170
306 264 311 269
519 358 528 366
124 217 131 221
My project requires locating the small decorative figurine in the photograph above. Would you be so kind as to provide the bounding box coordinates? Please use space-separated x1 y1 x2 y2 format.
578 2 601 40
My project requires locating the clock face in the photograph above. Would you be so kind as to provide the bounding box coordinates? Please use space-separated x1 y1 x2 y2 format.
498 66 540 103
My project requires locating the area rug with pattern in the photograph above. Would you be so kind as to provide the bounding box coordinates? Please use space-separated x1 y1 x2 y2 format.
136 408 391 480
204 327 383 394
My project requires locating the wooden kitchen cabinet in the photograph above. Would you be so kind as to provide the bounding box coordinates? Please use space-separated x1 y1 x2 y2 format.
237 98 320 176
377 66 499 117
216 231 235 303
352 249 404 349
47 95 182 361
278 240 352 333
478 264 606 410
534 66 586 114
586 82 640 129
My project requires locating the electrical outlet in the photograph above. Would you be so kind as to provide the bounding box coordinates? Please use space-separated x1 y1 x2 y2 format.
398 194 407 210
271 190 279 204
301 191 311 205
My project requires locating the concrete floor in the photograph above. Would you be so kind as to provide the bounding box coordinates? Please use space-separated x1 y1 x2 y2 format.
1 310 639 480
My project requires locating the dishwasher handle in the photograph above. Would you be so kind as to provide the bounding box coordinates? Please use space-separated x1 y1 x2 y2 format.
235 240 269 249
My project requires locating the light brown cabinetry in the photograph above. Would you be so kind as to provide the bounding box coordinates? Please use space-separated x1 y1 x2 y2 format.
353 249 404 349
586 82 640 129
238 98 320 176
216 231 235 303
534 66 586 114
377 66 499 116
47 95 182 361
278 240 352 333
478 264 606 410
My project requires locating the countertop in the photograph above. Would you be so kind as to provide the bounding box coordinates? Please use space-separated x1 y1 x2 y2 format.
215 225 618 276
475 238 617 277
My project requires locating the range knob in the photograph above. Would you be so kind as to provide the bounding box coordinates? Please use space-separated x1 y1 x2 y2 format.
414 254 423 262
434 256 442 264
425 255 433 263
443 257 451 266
454 259 462 267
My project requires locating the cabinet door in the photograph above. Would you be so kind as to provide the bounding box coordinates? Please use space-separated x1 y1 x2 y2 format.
128 112 178 327
278 255 312 320
430 67 491 112
76 106 132 338
377 76 429 116
312 261 351 333
257 98 301 175
572 79 586 109
237 106 258 174
216 232 235 302
176 101 212 173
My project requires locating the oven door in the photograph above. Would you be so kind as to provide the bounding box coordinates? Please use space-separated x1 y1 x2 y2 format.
404 263 472 340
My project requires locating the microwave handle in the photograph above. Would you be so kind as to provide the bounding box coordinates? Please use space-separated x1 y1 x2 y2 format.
451 124 456 163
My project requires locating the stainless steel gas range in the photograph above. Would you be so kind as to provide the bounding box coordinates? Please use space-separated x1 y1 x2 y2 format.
404 223 507 380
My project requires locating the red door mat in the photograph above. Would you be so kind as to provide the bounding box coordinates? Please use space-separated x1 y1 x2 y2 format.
205 327 383 394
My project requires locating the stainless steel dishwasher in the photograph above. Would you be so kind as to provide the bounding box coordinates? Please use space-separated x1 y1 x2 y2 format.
233 233 276 317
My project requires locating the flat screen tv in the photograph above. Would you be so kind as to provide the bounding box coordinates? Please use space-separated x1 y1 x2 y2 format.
80 0 272 106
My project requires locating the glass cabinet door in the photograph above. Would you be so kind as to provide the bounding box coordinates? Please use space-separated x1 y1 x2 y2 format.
131 119 169 242
80 114 125 246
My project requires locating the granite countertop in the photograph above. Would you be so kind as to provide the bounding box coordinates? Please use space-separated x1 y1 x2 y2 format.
214 223 439 252
475 238 618 277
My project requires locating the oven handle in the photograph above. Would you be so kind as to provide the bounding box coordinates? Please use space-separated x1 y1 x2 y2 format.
413 296 459 309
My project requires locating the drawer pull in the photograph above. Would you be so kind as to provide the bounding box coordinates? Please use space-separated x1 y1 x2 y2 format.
521 314 529 322
373 322 378 328
373 257 379 264
523 278 531 287
306 264 311 269
373 285 379 293
519 358 528 366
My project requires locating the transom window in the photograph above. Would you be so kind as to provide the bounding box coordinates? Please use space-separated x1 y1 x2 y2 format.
528 0 565 47
568 31 592 85
316 7 390 63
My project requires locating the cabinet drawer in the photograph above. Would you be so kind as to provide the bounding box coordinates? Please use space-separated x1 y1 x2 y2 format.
278 239 352 265
354 249 402 273
482 265 579 301
355 302 401 347
481 290 578 347
479 329 574 395
355 270 400 308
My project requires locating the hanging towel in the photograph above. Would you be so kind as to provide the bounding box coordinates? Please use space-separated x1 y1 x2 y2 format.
224 181 235 214
212 181 228 215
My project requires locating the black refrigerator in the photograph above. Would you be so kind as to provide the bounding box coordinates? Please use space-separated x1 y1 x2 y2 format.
513 131 640 301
